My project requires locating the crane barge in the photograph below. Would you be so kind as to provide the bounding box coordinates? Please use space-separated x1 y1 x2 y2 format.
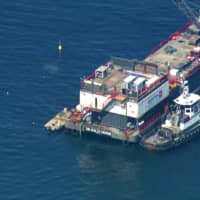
44 1 200 148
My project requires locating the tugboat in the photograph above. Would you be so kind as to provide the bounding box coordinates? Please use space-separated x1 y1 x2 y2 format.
140 74 200 151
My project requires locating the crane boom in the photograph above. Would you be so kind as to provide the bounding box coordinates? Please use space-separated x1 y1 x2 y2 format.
172 0 200 29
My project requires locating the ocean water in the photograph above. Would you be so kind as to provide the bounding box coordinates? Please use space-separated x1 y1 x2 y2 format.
1 0 200 199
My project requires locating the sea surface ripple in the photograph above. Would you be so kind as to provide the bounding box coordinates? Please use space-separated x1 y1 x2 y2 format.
1 0 200 199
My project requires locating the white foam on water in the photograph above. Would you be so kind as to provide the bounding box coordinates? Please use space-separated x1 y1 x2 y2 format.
44 64 59 74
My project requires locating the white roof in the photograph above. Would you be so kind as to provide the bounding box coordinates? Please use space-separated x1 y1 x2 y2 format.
193 47 200 52
124 75 136 83
134 77 146 86
96 65 107 73
174 93 200 106
170 69 179 76
146 76 159 87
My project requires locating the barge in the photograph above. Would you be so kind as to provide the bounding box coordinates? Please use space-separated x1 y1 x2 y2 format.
45 3 200 147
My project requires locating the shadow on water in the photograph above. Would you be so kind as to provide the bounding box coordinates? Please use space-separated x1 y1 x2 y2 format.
65 133 145 198
60 130 181 198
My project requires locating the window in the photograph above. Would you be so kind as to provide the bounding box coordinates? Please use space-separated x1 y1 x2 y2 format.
185 108 190 113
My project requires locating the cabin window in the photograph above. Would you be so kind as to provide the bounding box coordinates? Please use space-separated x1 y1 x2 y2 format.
185 108 190 113
193 103 199 113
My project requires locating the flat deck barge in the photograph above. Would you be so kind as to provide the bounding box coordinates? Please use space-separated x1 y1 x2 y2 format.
45 21 200 144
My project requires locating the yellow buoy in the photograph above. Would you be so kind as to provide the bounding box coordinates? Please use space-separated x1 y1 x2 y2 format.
58 40 62 56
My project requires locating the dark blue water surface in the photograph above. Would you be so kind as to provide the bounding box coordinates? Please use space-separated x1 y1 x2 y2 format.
1 0 200 199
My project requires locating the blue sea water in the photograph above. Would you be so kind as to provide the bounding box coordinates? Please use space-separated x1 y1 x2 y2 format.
1 0 200 199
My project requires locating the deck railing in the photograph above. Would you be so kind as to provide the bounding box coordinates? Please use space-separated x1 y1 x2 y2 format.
139 112 161 133
128 74 168 102
149 21 193 56
80 80 115 95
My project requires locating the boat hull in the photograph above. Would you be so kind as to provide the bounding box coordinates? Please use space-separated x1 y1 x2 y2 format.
140 122 200 151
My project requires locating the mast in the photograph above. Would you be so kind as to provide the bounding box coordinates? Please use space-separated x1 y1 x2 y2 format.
179 73 189 98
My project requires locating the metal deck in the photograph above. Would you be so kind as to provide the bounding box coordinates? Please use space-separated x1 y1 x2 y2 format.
146 24 200 73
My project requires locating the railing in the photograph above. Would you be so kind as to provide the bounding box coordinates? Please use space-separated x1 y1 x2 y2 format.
82 74 168 104
128 74 168 102
147 74 168 90
86 72 96 80
185 63 200 79
139 112 161 133
124 128 131 136
149 21 193 56
80 80 115 95
102 91 117 109
111 56 158 75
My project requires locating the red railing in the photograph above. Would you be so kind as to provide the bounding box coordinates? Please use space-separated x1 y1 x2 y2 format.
164 103 169 114
185 63 200 79
139 112 161 133
70 106 90 123
85 61 110 80
176 21 193 33
86 72 96 80
102 91 117 109
124 128 131 136
169 76 180 85
79 107 90 117
136 74 168 101
149 21 193 56
147 74 168 90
